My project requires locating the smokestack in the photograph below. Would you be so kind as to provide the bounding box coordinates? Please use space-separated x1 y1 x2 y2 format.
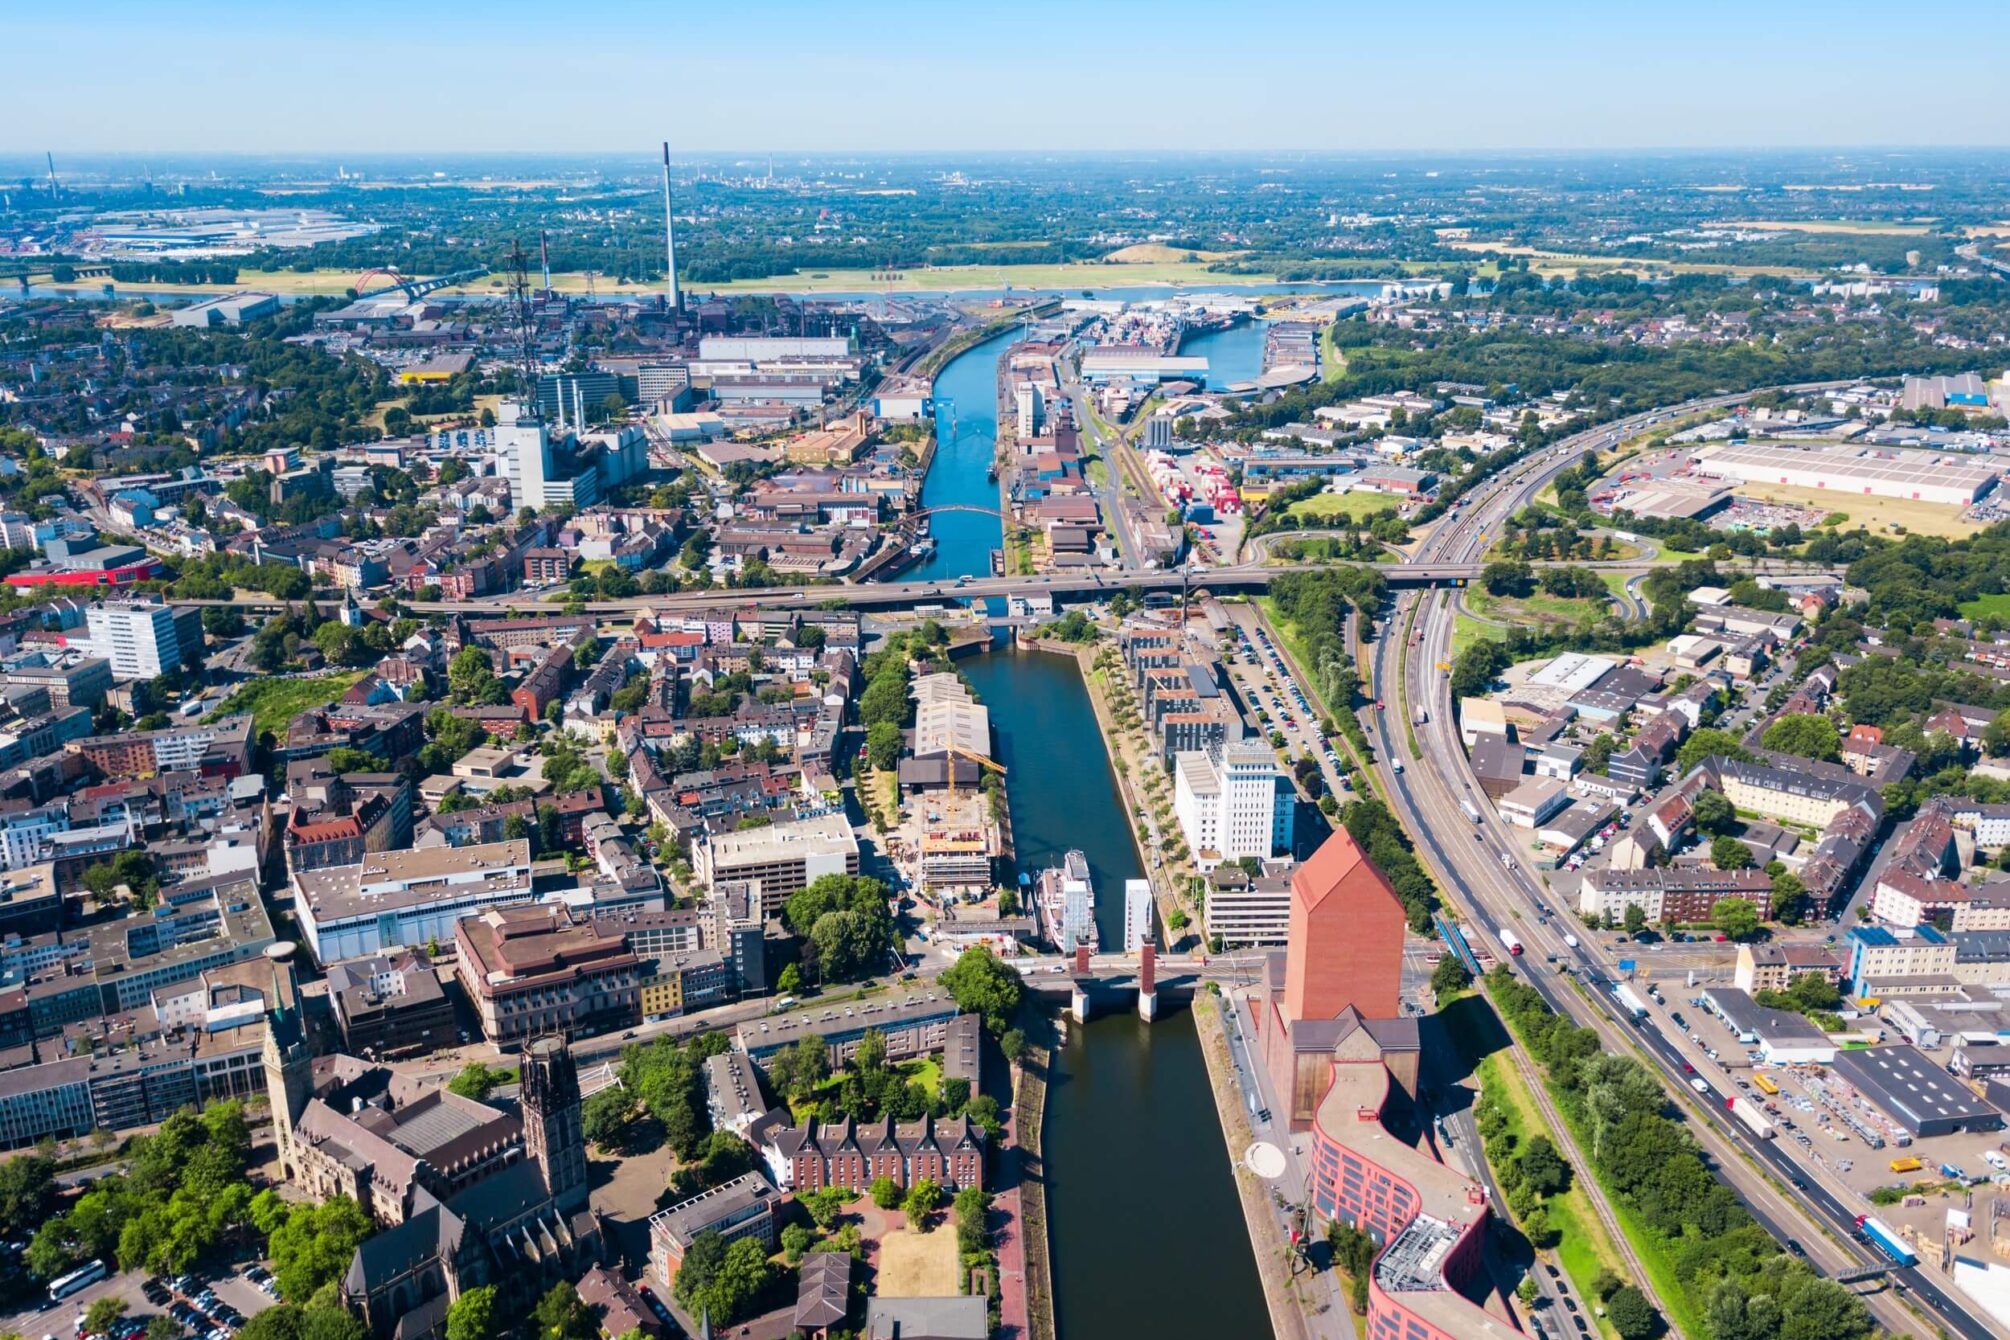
45 152 58 201
540 230 551 294
661 141 681 312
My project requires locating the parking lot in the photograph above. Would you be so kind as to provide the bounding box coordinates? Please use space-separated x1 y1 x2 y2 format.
1640 988 2010 1254
0 1260 277 1340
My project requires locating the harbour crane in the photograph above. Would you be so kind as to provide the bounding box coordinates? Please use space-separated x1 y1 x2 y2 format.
941 744 1005 806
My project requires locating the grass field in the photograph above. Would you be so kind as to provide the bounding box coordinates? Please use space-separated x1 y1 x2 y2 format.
1320 321 1349 381
213 671 365 736
1441 240 1818 279
1101 243 1236 264
1476 1054 1626 1340
707 259 1273 293
1452 610 1507 658
1467 589 1612 629
876 1225 959 1296
1728 482 1984 539
1287 490 1400 522
1959 593 2010 621
1731 219 1934 235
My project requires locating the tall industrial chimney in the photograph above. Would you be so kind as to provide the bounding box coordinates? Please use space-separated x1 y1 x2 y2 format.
540 230 552 294
661 141 681 311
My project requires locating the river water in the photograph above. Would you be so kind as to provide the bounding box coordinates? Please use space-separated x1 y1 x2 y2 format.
919 337 1268 1339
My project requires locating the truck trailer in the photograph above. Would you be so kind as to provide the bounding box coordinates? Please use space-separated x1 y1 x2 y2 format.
1726 1097 1774 1140
1613 984 1650 1019
1857 1215 1917 1268
1498 928 1524 957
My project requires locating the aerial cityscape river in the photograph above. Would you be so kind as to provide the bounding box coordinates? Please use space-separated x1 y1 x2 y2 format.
920 333 1268 1339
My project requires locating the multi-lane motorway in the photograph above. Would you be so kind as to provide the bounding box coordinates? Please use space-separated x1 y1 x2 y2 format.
1311 398 1998 1340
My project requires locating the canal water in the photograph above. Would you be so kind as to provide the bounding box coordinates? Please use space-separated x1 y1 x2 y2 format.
1180 317 1267 388
920 338 1268 1339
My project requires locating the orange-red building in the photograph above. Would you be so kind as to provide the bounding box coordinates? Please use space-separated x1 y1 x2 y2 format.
1253 828 1502 1340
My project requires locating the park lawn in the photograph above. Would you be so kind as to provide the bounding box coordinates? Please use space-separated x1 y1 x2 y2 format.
1476 1055 1626 1340
1960 593 2010 621
876 1223 960 1296
1287 490 1399 522
213 671 366 737
1654 546 1705 563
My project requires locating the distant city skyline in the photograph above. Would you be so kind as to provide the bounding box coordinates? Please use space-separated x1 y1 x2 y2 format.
7 0 2010 155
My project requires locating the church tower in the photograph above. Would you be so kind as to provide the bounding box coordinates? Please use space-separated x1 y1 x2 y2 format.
260 943 313 1179
520 1036 589 1211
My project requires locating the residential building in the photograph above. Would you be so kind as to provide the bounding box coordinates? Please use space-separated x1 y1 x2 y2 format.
761 1115 985 1197
1172 738 1293 870
1575 867 1773 925
79 599 181 680
647 1173 779 1290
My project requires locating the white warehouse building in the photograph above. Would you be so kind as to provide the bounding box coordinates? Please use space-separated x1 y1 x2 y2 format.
1693 441 2002 507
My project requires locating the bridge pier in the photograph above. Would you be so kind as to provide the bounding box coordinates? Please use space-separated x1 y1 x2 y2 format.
1137 939 1158 1022
1071 943 1093 1024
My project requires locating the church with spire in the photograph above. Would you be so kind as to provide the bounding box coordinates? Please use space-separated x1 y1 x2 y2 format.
262 951 601 1340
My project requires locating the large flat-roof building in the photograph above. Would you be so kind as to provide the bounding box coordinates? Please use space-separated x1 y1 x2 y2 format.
1694 440 2002 507
292 840 535 964
692 812 858 918
1830 1044 2005 1138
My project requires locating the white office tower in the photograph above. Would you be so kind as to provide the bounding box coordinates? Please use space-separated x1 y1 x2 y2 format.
82 599 180 680
1123 879 1155 954
1015 382 1044 439
495 402 552 511
1173 738 1293 869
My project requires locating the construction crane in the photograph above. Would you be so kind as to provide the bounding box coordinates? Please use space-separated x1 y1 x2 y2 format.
941 744 1004 806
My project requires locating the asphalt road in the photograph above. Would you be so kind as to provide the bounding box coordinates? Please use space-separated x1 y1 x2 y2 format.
1322 404 1994 1340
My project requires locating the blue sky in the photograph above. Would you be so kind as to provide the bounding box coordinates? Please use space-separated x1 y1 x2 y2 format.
7 0 2008 153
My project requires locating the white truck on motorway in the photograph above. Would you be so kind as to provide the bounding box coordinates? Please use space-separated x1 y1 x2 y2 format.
1612 984 1650 1019
1459 799 1482 824
1562 933 1580 949
1726 1097 1775 1140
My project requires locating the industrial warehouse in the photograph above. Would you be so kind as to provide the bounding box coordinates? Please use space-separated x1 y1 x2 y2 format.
1693 440 2004 506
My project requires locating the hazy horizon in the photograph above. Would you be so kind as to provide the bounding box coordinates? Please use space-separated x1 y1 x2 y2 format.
9 0 2009 156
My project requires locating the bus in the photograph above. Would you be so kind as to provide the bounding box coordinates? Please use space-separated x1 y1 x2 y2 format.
1752 1073 1780 1096
47 1259 106 1304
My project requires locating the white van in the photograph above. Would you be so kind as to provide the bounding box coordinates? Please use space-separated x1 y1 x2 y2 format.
1985 1150 2008 1173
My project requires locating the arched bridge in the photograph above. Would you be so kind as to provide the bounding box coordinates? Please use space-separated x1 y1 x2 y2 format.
353 267 491 301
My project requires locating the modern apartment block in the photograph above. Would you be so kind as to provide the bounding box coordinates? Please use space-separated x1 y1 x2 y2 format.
1173 738 1292 870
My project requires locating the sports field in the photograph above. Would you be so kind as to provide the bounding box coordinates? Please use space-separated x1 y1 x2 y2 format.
876 1225 959 1296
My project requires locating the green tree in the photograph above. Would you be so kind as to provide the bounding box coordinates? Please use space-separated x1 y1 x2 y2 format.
528 1282 597 1340
448 1061 507 1101
0 1152 57 1239
1622 904 1647 936
1712 897 1762 941
1604 1284 1659 1340
1514 1135 1571 1197
1430 954 1471 998
902 1177 942 1230
1675 728 1753 773
84 1298 128 1337
445 1286 498 1340
870 1175 903 1209
581 1088 633 1147
776 963 802 995
866 720 903 772
1762 712 1841 763
267 1196 373 1301
1710 835 1753 871
780 1222 812 1263
939 944 1024 1035
1690 788 1735 835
